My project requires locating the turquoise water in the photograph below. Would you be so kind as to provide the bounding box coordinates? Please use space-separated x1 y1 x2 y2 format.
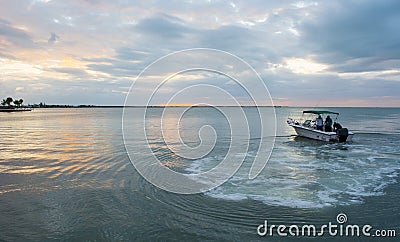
0 107 399 241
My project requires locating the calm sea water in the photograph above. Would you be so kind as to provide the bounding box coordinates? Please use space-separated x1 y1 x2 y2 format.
0 107 399 241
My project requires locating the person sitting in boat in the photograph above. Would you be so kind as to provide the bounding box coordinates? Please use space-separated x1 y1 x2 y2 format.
325 115 333 132
333 122 342 132
316 115 323 131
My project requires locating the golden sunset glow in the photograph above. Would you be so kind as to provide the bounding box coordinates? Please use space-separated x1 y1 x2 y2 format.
284 57 328 74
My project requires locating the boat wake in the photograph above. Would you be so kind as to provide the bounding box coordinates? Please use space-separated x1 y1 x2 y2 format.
185 138 400 208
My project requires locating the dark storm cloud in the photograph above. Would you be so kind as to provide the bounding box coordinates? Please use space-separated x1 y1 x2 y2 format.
0 18 34 48
48 32 59 44
300 0 400 71
135 14 191 39
198 25 260 51
132 14 262 52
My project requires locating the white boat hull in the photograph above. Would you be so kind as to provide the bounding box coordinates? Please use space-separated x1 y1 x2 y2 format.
289 124 354 142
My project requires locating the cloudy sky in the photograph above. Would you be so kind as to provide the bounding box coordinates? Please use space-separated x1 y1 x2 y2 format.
1 0 399 106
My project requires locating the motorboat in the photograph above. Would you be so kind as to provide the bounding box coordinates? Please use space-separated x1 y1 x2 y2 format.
287 110 354 142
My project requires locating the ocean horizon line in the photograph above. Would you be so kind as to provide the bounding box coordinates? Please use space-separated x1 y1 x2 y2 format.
17 104 400 108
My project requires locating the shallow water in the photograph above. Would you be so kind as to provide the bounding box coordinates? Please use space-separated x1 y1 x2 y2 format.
0 107 399 241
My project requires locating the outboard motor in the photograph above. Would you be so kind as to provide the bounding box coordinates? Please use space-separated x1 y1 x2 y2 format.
337 128 349 142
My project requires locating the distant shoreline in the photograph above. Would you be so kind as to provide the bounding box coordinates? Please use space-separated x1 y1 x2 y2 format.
17 105 400 108
0 108 32 112
23 105 285 108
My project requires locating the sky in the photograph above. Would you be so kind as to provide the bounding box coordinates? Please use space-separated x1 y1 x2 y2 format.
0 0 400 106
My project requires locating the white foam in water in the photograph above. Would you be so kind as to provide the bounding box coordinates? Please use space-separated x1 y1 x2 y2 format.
186 141 400 209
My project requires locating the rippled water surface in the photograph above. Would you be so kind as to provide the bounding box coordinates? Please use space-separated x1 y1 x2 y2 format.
0 107 399 241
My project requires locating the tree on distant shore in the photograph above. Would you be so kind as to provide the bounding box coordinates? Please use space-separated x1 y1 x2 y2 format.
1 97 24 108
13 99 23 107
5 97 13 107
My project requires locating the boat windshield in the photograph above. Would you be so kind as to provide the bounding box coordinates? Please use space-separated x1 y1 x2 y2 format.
303 110 339 115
